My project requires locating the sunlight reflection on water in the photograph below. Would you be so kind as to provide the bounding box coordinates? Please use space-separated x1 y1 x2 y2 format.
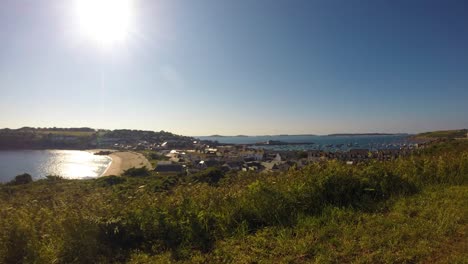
0 150 112 182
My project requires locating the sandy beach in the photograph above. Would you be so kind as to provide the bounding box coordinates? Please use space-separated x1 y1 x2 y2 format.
103 151 152 176
88 150 152 176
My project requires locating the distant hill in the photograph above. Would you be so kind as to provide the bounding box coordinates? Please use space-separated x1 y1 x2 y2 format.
327 133 407 137
207 135 249 137
0 127 194 150
283 134 317 137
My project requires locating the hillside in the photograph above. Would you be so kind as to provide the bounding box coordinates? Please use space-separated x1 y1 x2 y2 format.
414 129 468 140
0 127 194 150
0 140 467 263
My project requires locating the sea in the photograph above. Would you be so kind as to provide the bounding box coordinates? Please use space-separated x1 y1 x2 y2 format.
197 134 419 152
0 150 112 183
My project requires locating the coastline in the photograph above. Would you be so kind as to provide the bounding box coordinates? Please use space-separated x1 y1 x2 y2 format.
103 151 152 176
87 149 153 176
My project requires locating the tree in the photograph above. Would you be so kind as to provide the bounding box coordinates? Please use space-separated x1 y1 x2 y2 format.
192 167 225 185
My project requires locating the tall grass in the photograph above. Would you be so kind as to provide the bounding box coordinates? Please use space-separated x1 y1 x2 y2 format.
0 140 467 263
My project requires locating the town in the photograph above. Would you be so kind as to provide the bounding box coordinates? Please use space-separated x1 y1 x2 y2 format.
1 127 457 177
95 130 434 176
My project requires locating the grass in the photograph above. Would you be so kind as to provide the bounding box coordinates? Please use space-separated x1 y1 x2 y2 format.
138 150 170 168
185 186 467 264
0 140 467 263
415 129 467 139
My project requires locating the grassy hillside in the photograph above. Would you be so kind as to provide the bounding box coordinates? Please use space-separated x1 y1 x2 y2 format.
34 130 96 137
0 127 195 150
415 129 467 139
0 141 467 263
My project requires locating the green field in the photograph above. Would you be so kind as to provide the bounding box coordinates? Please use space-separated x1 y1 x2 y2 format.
1 140 467 263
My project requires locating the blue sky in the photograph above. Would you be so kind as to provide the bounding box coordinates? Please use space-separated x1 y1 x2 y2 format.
1 0 467 135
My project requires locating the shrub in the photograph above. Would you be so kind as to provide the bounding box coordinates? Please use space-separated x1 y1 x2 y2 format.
149 152 168 161
191 167 225 185
235 180 296 229
58 217 111 263
8 173 33 185
0 140 466 263
45 175 63 181
318 174 364 206
123 167 151 177
0 224 31 263
96 175 126 186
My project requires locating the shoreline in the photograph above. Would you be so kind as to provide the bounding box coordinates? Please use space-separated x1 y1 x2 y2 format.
101 157 113 176
87 150 152 176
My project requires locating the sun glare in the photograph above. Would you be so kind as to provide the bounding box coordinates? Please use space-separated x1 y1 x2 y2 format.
74 0 134 47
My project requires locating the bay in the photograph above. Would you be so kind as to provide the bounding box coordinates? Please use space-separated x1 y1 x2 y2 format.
0 150 111 183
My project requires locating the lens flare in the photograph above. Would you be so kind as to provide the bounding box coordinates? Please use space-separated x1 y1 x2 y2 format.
74 0 134 47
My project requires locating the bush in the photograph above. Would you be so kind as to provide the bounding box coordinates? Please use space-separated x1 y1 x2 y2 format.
123 167 151 177
0 224 31 264
318 174 364 206
0 140 466 263
235 180 296 229
149 152 168 161
45 175 63 181
191 167 225 185
8 173 33 185
96 175 126 186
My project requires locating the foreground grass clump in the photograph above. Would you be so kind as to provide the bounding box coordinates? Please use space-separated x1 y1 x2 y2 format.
0 140 467 263
191 186 467 264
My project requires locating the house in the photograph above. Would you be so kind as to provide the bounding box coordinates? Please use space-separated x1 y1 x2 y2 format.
222 161 243 171
197 159 221 169
349 149 369 159
161 140 180 149
240 149 264 161
264 153 283 162
170 157 185 163
273 153 282 162
242 161 264 171
279 160 297 171
261 161 281 172
308 150 322 158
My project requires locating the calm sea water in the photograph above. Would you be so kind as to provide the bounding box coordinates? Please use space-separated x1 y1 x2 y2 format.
198 135 417 151
0 150 112 183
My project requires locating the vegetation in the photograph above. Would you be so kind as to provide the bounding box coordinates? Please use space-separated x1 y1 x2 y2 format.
0 128 97 149
0 127 196 150
415 129 467 139
139 150 170 168
122 167 152 177
190 167 226 185
0 140 467 263
7 173 33 185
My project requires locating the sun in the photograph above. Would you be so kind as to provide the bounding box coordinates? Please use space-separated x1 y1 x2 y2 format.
74 0 134 47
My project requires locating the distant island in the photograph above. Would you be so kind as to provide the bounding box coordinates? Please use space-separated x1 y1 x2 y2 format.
207 134 318 137
282 134 317 137
208 135 249 137
327 133 408 137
